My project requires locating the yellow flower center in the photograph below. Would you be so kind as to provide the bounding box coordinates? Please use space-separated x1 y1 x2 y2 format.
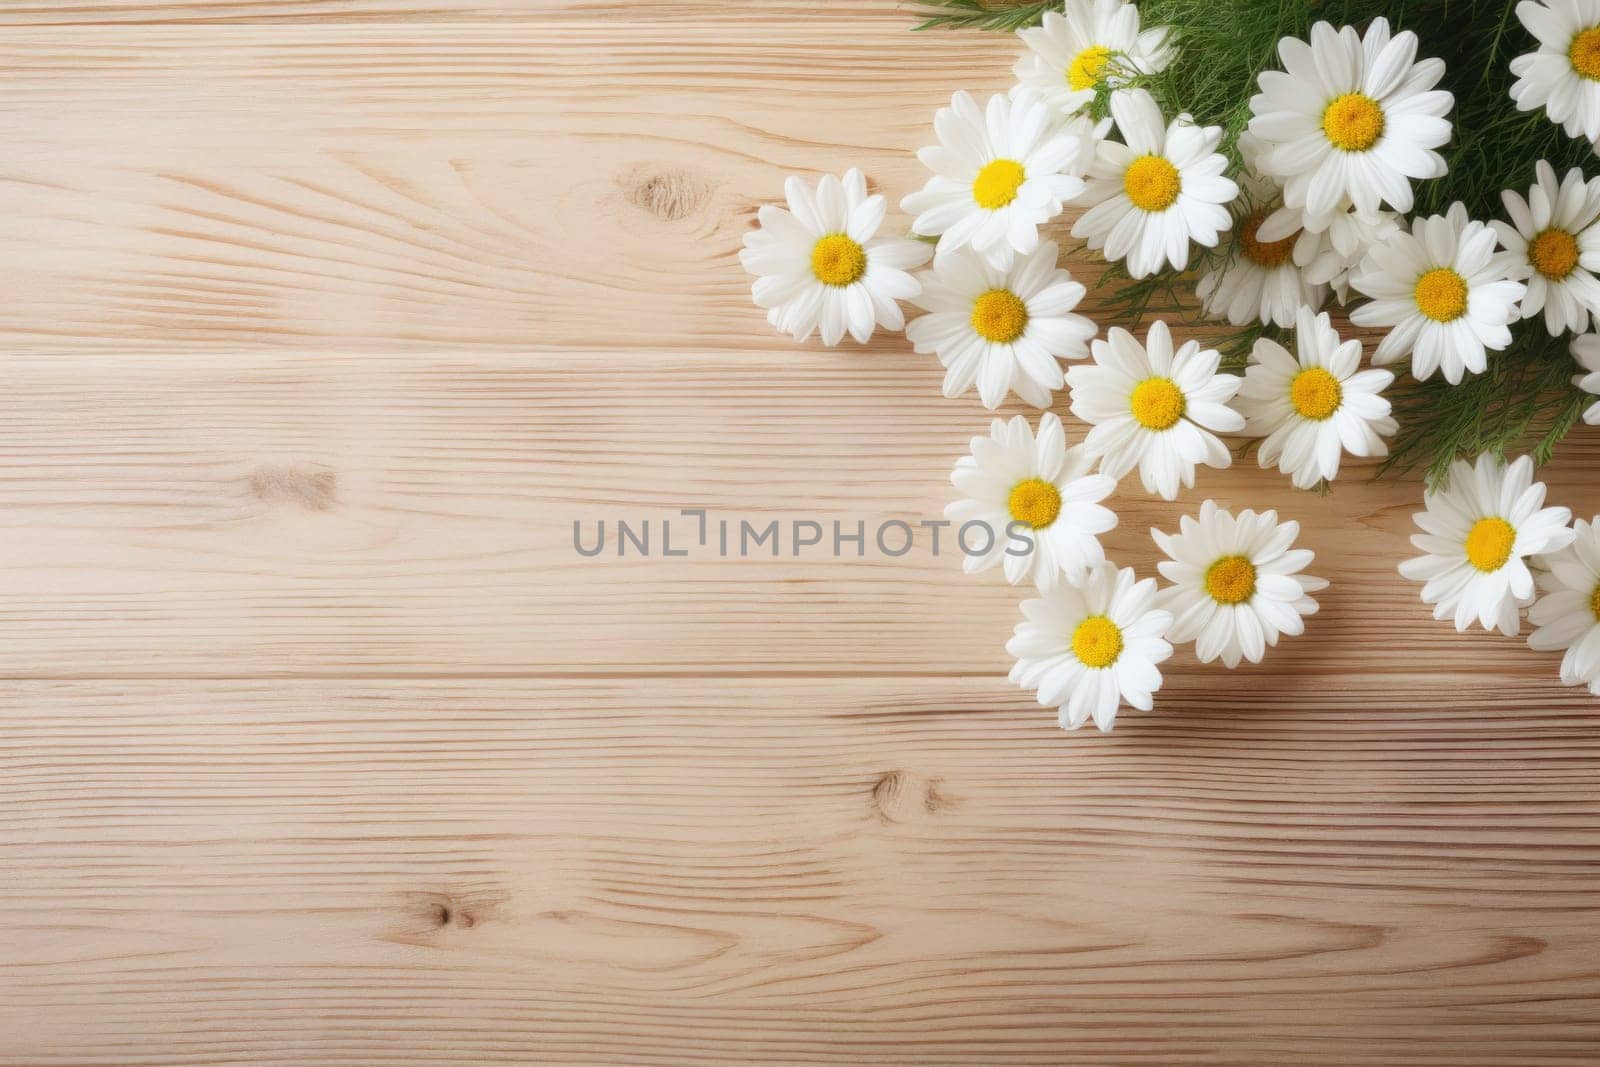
1008 477 1062 529
1123 154 1182 212
1071 615 1123 668
973 158 1026 209
1240 211 1297 268
1530 228 1580 280
1590 581 1600 622
1321 92 1386 151
1464 517 1516 572
970 288 1029 343
1413 267 1469 322
1289 366 1343 420
1204 555 1257 605
810 234 866 287
1067 45 1114 91
1129 376 1185 430
1571 27 1600 80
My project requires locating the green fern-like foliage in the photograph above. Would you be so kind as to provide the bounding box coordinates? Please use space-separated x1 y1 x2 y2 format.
912 0 1059 33
911 0 1594 485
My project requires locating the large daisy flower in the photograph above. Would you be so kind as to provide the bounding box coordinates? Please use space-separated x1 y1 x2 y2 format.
1398 453 1575 637
1510 0 1600 143
1007 561 1174 732
1572 332 1600 423
1012 0 1175 119
946 412 1118 591
1153 500 1328 668
1197 170 1330 328
902 90 1092 271
1247 18 1452 218
1071 89 1237 279
1492 160 1600 336
740 169 931 346
1527 517 1600 693
1237 307 1396 490
906 241 1097 409
1065 319 1243 501
1349 204 1527 384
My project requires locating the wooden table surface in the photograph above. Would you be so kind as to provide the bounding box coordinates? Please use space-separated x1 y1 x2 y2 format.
2 3 1598 1064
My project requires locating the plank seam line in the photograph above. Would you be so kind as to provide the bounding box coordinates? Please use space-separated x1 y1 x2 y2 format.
0 670 1001 682
0 15 915 29
0 669 1549 683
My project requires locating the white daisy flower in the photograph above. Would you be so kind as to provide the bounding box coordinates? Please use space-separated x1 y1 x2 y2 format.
906 241 1097 409
1398 453 1575 637
1492 160 1600 336
740 168 932 346
1065 319 1244 501
1295 203 1405 304
1153 500 1328 668
1349 204 1527 384
1197 170 1330 328
902 90 1091 271
1007 561 1174 732
1236 131 1401 306
1012 0 1175 119
1510 0 1600 143
946 412 1118 591
1247 18 1452 218
1572 332 1600 423
1237 306 1397 490
1528 517 1600 693
1071 89 1237 280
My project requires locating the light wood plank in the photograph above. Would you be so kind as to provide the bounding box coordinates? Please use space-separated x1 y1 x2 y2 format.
0 0 912 24
4 350 1600 680
0 20 1011 354
1 677 1596 1064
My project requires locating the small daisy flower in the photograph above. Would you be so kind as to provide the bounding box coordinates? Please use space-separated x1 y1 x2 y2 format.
1528 518 1600 693
1492 160 1600 336
1572 332 1600 423
946 412 1118 591
1071 89 1237 279
1247 18 1452 218
740 169 931 346
1237 307 1396 490
906 241 1097 409
1235 131 1400 306
1350 204 1527 384
1012 0 1175 119
1398 453 1575 637
902 90 1091 271
1007 561 1174 732
1197 170 1330 328
1296 204 1405 304
1510 0 1600 143
1066 319 1244 501
1153 500 1328 668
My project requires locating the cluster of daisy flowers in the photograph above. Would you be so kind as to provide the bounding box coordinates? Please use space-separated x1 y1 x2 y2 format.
739 0 1600 728
1215 4 1600 399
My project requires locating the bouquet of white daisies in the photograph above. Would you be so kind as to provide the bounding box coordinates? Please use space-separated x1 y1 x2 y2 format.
742 0 1600 728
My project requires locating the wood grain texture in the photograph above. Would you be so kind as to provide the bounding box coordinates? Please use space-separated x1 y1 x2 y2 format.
6 348 1600 680
1 678 1598 1066
2 8 1599 1064
0 20 1010 353
0 0 905 24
